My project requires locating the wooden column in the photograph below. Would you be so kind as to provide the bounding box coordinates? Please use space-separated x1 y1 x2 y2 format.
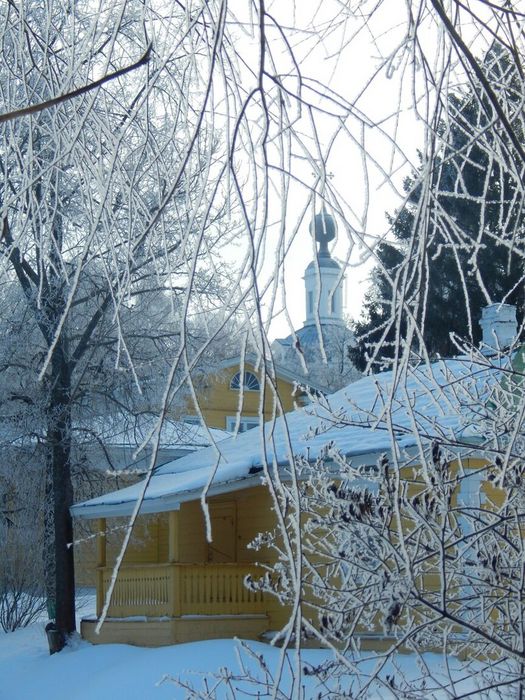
168 510 180 563
168 509 181 617
96 518 107 567
96 518 106 618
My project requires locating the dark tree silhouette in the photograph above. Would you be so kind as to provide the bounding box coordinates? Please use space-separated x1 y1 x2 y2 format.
350 45 525 372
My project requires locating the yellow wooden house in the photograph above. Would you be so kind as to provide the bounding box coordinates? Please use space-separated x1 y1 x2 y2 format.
70 363 508 647
71 304 522 649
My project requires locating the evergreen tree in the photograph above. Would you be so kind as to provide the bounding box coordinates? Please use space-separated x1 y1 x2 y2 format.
350 45 525 372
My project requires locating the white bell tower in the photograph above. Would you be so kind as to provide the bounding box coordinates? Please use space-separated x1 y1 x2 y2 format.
304 208 345 327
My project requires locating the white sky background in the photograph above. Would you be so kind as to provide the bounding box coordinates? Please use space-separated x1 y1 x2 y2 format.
179 0 484 343
245 1 430 340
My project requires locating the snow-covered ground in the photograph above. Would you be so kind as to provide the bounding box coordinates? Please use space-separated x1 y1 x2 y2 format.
0 595 514 699
0 625 331 699
1 617 342 700
0 594 330 699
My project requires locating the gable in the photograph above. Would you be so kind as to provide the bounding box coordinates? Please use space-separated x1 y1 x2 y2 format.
185 359 301 430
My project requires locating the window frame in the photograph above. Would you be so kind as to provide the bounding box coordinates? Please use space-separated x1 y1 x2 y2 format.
229 370 260 392
226 415 259 433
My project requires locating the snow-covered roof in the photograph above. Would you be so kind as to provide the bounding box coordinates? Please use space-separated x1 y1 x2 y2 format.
0 415 229 455
273 322 354 358
71 355 502 519
74 416 229 451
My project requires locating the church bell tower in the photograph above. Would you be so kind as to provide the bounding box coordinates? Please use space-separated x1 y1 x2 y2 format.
304 208 344 327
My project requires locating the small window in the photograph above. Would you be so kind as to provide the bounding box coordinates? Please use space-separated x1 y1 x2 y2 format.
226 416 259 433
331 293 335 314
230 370 260 392
308 291 313 314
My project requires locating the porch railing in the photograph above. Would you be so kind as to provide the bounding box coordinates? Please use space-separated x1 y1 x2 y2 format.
179 563 265 615
98 562 266 618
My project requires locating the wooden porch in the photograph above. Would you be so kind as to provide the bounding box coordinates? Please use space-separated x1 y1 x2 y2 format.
82 561 269 646
80 506 274 646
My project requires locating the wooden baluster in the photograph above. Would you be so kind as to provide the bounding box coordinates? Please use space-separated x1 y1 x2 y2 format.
198 568 204 610
222 570 228 612
181 569 186 609
217 567 224 605
163 573 167 605
235 572 240 612
206 568 212 610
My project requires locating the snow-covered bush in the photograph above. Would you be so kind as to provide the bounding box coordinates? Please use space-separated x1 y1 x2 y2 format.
0 462 46 632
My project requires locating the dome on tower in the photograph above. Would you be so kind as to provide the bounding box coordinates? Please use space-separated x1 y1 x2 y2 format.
310 210 337 244
310 208 337 257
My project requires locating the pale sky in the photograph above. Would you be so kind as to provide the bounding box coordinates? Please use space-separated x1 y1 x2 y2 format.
256 2 427 340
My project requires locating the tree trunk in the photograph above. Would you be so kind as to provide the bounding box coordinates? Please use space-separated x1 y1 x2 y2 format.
45 338 76 647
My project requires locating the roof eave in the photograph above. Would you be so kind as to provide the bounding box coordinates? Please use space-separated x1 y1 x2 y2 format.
71 435 485 521
70 473 265 520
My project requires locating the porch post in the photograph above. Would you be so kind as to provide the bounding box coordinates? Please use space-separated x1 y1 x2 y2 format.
168 509 181 616
96 518 107 566
168 509 180 562
96 518 106 618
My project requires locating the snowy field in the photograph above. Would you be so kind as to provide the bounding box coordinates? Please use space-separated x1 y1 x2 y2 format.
0 594 326 699
0 624 335 699
0 625 501 700
0 595 516 699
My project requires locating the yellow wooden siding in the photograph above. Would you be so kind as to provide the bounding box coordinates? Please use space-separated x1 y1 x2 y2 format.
224 485 290 629
76 480 261 588
76 516 162 587
85 460 495 636
156 513 169 562
185 363 299 430
179 501 208 562
208 501 237 562
92 485 287 631
117 516 159 565
236 487 274 562
94 488 278 570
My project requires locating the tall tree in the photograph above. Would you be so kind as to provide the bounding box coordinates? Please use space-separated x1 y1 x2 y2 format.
350 44 525 372
0 1 230 647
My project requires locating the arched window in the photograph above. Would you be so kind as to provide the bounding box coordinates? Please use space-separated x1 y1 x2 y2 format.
230 370 260 392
